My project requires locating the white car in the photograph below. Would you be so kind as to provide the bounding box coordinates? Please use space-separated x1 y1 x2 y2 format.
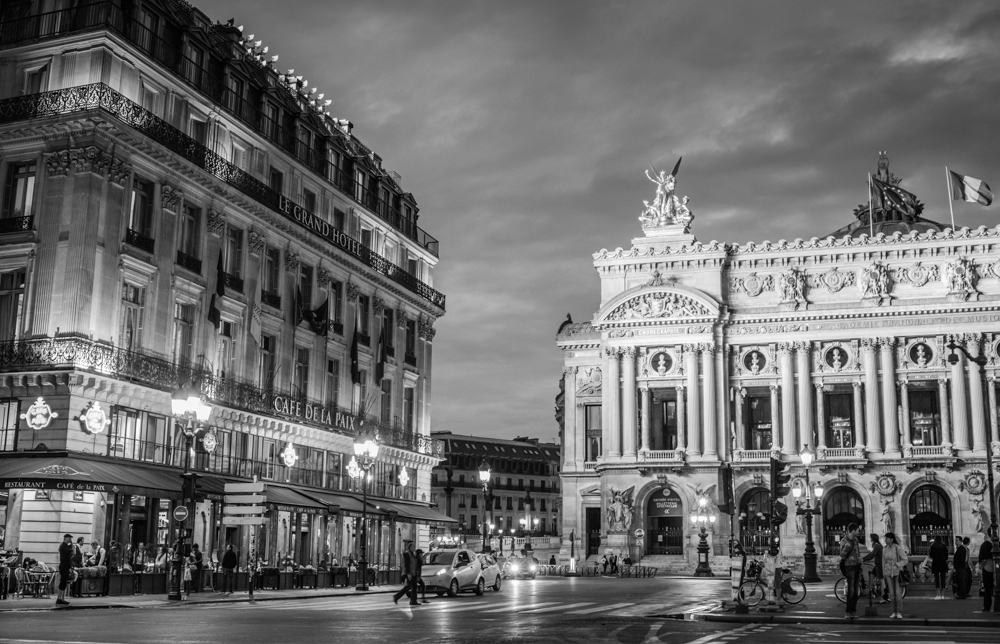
421 549 488 596
477 553 503 592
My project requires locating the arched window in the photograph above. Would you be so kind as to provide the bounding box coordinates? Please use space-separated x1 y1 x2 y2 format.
821 487 864 554
738 488 771 555
908 485 953 555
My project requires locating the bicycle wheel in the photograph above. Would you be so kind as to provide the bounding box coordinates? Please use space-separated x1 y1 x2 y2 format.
781 577 807 605
738 580 765 607
833 577 847 603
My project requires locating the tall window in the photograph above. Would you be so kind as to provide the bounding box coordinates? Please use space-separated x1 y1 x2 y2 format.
172 302 195 366
0 270 26 342
298 264 313 310
326 358 340 407
119 283 145 352
406 254 419 278
380 307 394 353
224 226 243 280
360 227 373 250
380 378 392 424
403 387 415 433
2 162 36 220
178 204 200 260
262 104 280 141
128 177 154 238
189 118 208 145
23 65 48 95
139 81 161 115
358 369 368 413
259 334 277 390
354 168 367 203
182 41 205 86
746 392 772 450
824 392 853 448
405 318 417 364
585 404 602 461
330 280 343 330
378 186 390 217
217 320 237 379
0 399 19 452
268 165 283 193
909 389 941 446
333 208 346 231
303 188 317 214
293 347 310 400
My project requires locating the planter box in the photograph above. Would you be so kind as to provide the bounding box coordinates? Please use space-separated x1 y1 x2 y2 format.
142 572 167 594
260 568 280 590
107 574 131 596
331 567 349 587
296 571 317 589
315 571 330 588
278 571 294 590
79 576 105 597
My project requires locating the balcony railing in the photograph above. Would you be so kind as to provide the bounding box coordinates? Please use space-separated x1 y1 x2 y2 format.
0 215 33 233
0 334 442 457
0 84 446 310
175 250 202 274
0 2 441 261
261 289 281 309
223 272 244 294
124 227 155 253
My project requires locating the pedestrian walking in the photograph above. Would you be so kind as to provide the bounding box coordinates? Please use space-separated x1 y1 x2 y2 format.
601 554 608 574
415 548 428 603
863 533 884 602
978 532 995 611
929 536 949 599
55 533 74 606
882 532 907 619
190 544 204 592
953 536 971 598
393 542 419 605
221 545 238 594
839 523 862 620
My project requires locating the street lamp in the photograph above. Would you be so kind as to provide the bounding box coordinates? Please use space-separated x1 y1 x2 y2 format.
947 340 999 612
348 425 380 591
691 494 717 576
793 444 823 583
167 385 212 601
479 460 492 553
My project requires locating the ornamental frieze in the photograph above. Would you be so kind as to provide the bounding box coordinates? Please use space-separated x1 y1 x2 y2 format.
944 257 978 300
160 184 182 211
859 262 892 302
807 267 856 293
285 248 300 272
731 272 773 297
248 228 266 257
893 262 939 287
730 322 809 335
777 268 807 309
45 145 131 186
206 208 225 236
605 291 712 321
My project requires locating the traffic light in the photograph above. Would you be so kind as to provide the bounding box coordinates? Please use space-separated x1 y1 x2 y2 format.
769 457 792 498
717 465 734 515
182 472 203 503
771 500 788 526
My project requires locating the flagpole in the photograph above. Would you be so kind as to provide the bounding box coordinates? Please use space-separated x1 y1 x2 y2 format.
867 173 874 237
945 166 956 230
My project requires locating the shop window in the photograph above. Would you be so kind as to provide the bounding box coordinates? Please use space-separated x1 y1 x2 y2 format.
0 399 20 452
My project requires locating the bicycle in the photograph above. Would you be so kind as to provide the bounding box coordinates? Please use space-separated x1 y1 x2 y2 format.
834 568 906 604
737 559 807 607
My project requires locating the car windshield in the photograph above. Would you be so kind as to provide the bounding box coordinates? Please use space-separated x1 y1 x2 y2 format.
425 551 455 566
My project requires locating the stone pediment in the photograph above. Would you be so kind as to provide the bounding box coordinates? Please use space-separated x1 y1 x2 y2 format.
597 283 718 326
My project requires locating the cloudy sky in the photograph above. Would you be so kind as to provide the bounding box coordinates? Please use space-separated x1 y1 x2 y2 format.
206 0 1000 443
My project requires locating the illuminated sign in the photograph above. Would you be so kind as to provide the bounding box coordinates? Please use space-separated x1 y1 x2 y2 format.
21 397 58 430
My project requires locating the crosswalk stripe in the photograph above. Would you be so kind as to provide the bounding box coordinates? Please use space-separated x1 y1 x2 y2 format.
565 601 634 614
479 601 560 614
520 602 594 614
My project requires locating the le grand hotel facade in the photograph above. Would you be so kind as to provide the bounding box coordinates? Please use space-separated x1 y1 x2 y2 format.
0 0 449 566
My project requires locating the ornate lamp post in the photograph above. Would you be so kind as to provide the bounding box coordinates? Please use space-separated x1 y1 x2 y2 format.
691 494 717 577
793 445 824 583
947 340 999 612
348 426 380 591
167 386 212 601
478 460 492 553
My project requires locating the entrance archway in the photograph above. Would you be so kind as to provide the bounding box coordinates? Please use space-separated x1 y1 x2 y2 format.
738 487 771 555
645 487 683 555
822 487 864 554
908 485 953 556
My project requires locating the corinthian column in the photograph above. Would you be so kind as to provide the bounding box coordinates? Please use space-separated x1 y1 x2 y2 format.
734 387 746 450
938 377 952 448
780 345 796 456
880 339 900 455
796 343 813 451
563 367 577 469
606 347 622 458
622 347 638 457
899 380 911 451
640 385 651 452
675 385 687 452
950 346 970 451
988 376 999 445
862 339 882 454
815 384 826 450
769 383 781 453
702 345 718 458
686 348 702 456
968 340 988 453
852 380 866 450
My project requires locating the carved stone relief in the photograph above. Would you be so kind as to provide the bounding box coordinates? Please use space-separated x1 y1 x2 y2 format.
731 272 773 297
45 145 131 186
248 228 266 257
859 262 892 302
808 267 856 293
206 208 225 236
894 262 939 287
576 366 603 395
605 291 712 321
944 257 979 300
160 184 182 211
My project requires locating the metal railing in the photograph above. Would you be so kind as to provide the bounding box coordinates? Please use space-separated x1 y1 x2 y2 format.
0 215 34 233
124 227 155 253
175 250 202 274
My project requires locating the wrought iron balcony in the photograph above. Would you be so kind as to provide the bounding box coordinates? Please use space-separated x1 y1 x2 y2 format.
0 83 445 311
0 215 33 234
0 334 442 457
175 250 202 274
223 272 244 294
261 289 282 309
124 227 155 253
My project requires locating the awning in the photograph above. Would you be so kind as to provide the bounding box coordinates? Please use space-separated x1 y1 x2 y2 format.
372 499 457 525
263 484 327 514
0 455 182 499
298 489 380 518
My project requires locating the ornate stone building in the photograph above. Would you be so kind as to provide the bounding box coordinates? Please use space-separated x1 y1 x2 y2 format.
557 154 999 569
0 0 449 568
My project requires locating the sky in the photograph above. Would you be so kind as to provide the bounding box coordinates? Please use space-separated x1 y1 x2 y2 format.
204 0 1000 443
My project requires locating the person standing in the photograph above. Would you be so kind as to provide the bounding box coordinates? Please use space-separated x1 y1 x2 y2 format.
839 523 862 620
155 546 169 572
88 540 106 567
55 534 74 606
882 532 908 619
190 544 204 592
221 545 238 594
929 536 949 600
863 533 884 601
978 533 995 612
393 542 418 605
953 536 970 598
70 537 84 598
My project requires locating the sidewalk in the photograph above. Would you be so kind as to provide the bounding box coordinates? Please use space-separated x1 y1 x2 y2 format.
678 582 1000 628
0 584 395 612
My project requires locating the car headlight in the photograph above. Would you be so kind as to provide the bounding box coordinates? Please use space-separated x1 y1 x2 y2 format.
529 565 537 572
510 563 519 571
437 568 448 575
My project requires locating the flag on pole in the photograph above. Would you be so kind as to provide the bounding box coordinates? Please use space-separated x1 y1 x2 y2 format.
374 314 387 382
305 298 329 337
215 251 226 297
949 170 993 206
207 294 220 329
248 300 262 345
350 304 361 385
871 176 919 214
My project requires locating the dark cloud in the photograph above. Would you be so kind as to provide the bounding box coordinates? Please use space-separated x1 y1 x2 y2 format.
206 0 1000 441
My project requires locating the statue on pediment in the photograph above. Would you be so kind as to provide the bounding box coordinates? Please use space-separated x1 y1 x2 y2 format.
639 157 693 233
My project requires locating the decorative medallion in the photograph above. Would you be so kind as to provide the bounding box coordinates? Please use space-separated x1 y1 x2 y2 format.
732 272 773 297
959 469 986 496
870 472 899 498
809 267 856 293
648 351 674 376
80 401 110 435
201 430 218 454
743 349 767 374
281 442 298 468
398 467 410 487
908 342 933 368
21 397 58 430
824 346 849 371
895 262 939 287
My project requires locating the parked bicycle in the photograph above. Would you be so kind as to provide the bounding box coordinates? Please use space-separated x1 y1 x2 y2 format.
834 567 905 604
737 558 807 606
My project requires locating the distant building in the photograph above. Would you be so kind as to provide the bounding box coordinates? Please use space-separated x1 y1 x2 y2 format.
430 432 561 547
557 153 999 569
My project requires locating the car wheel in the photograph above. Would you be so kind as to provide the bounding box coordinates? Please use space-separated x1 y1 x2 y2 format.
448 579 459 597
475 578 485 596
492 575 502 592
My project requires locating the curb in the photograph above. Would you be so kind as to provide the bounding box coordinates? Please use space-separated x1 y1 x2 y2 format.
676 611 1000 628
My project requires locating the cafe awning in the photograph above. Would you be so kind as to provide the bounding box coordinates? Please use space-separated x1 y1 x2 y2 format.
372 499 457 525
263 484 327 514
0 454 182 499
298 489 381 518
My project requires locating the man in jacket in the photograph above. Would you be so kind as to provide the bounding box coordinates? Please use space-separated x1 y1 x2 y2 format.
221 545 239 594
953 535 970 598
55 534 74 606
190 544 204 592
392 542 419 605
839 523 862 619
979 530 996 611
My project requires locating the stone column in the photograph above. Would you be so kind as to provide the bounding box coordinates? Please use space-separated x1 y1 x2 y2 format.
780 345 796 456
950 348 970 451
852 380 866 450
734 387 746 450
899 380 911 450
702 345 718 458
769 383 781 452
640 386 651 452
815 384 826 450
606 348 622 458
880 339 900 456
675 385 687 452
686 348 702 456
862 339 882 454
938 377 953 448
796 343 813 451
622 348 637 457
968 341 988 453
563 367 577 469
988 377 999 445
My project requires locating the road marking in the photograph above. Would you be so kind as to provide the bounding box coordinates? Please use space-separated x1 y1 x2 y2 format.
682 624 757 644
565 601 634 614
480 601 561 613
519 602 595 614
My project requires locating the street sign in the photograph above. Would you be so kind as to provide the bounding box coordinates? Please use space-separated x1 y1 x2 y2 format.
225 494 266 504
634 528 645 539
221 516 268 526
172 506 189 522
225 481 265 493
223 505 266 515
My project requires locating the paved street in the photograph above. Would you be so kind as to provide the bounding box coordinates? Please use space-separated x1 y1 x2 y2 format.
1 577 999 643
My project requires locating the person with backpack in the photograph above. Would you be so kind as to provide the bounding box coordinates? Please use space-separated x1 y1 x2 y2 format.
839 523 862 620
